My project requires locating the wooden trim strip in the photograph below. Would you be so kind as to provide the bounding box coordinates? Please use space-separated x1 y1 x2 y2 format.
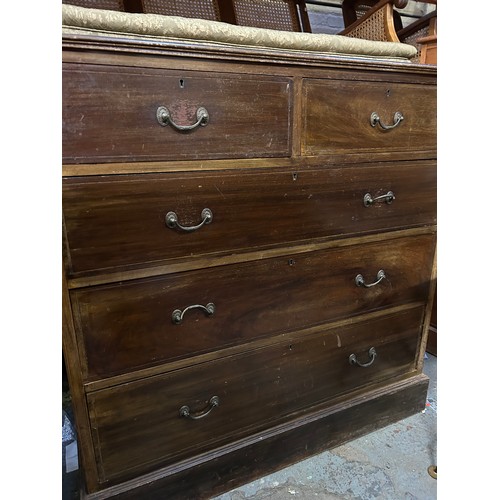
63 151 437 176
62 34 437 76
415 243 437 370
62 270 100 491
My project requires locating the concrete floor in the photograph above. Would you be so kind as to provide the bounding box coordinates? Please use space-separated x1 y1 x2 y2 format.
212 354 437 500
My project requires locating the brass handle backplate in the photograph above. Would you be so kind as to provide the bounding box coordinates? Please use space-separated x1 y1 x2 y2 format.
179 396 220 420
349 347 377 367
172 303 215 325
355 270 386 288
166 208 213 232
157 105 209 131
364 191 395 207
370 111 404 130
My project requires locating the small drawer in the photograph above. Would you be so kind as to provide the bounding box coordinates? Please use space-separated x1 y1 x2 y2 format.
62 64 292 164
63 162 436 275
87 306 423 484
302 79 436 156
73 233 435 380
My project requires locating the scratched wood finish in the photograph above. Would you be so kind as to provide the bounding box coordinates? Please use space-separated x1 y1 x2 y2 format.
73 233 435 380
61 31 437 498
87 306 423 484
302 79 436 156
62 64 292 164
63 161 436 276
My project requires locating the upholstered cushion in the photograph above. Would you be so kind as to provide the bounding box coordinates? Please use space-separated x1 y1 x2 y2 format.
62 4 417 60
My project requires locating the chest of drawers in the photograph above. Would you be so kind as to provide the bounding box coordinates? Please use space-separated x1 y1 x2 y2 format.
62 29 436 500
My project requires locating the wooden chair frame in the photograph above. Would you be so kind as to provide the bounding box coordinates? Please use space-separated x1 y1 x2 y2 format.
339 0 408 42
340 0 437 64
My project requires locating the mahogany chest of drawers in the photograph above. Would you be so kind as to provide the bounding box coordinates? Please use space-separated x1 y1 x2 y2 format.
62 29 436 500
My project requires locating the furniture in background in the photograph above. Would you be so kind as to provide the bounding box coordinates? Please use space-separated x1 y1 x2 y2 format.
226 0 311 31
341 0 405 39
62 4 436 499
62 0 312 31
398 8 437 64
62 0 125 10
340 0 437 64
140 0 223 21
61 0 437 63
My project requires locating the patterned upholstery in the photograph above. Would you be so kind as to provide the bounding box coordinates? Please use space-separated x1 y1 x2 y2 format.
62 4 417 60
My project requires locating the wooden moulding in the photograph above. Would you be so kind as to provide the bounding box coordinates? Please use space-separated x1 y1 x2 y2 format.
61 35 438 78
81 373 429 499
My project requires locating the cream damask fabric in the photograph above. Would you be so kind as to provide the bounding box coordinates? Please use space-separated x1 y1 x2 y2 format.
62 4 417 60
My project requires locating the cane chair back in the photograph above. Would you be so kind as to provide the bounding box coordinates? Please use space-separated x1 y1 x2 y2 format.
140 0 222 20
62 0 125 10
231 0 310 32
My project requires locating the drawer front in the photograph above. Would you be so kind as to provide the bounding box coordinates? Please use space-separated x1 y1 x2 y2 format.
62 64 292 163
74 233 435 379
302 79 436 156
63 162 436 275
88 306 423 483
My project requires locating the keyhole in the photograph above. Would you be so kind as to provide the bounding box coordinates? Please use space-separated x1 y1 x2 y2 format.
292 172 298 181
179 79 185 89
386 89 391 97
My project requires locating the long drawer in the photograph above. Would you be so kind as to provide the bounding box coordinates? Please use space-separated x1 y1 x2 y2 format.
73 233 435 380
87 305 423 484
63 162 436 275
302 79 436 156
62 64 292 164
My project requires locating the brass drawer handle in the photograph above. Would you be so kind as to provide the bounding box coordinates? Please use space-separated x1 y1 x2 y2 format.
166 208 213 232
179 396 220 420
355 270 386 288
172 303 215 325
370 111 404 130
363 191 395 207
349 347 377 368
157 106 209 131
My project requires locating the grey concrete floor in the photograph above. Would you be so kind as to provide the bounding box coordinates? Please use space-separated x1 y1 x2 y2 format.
212 354 437 500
